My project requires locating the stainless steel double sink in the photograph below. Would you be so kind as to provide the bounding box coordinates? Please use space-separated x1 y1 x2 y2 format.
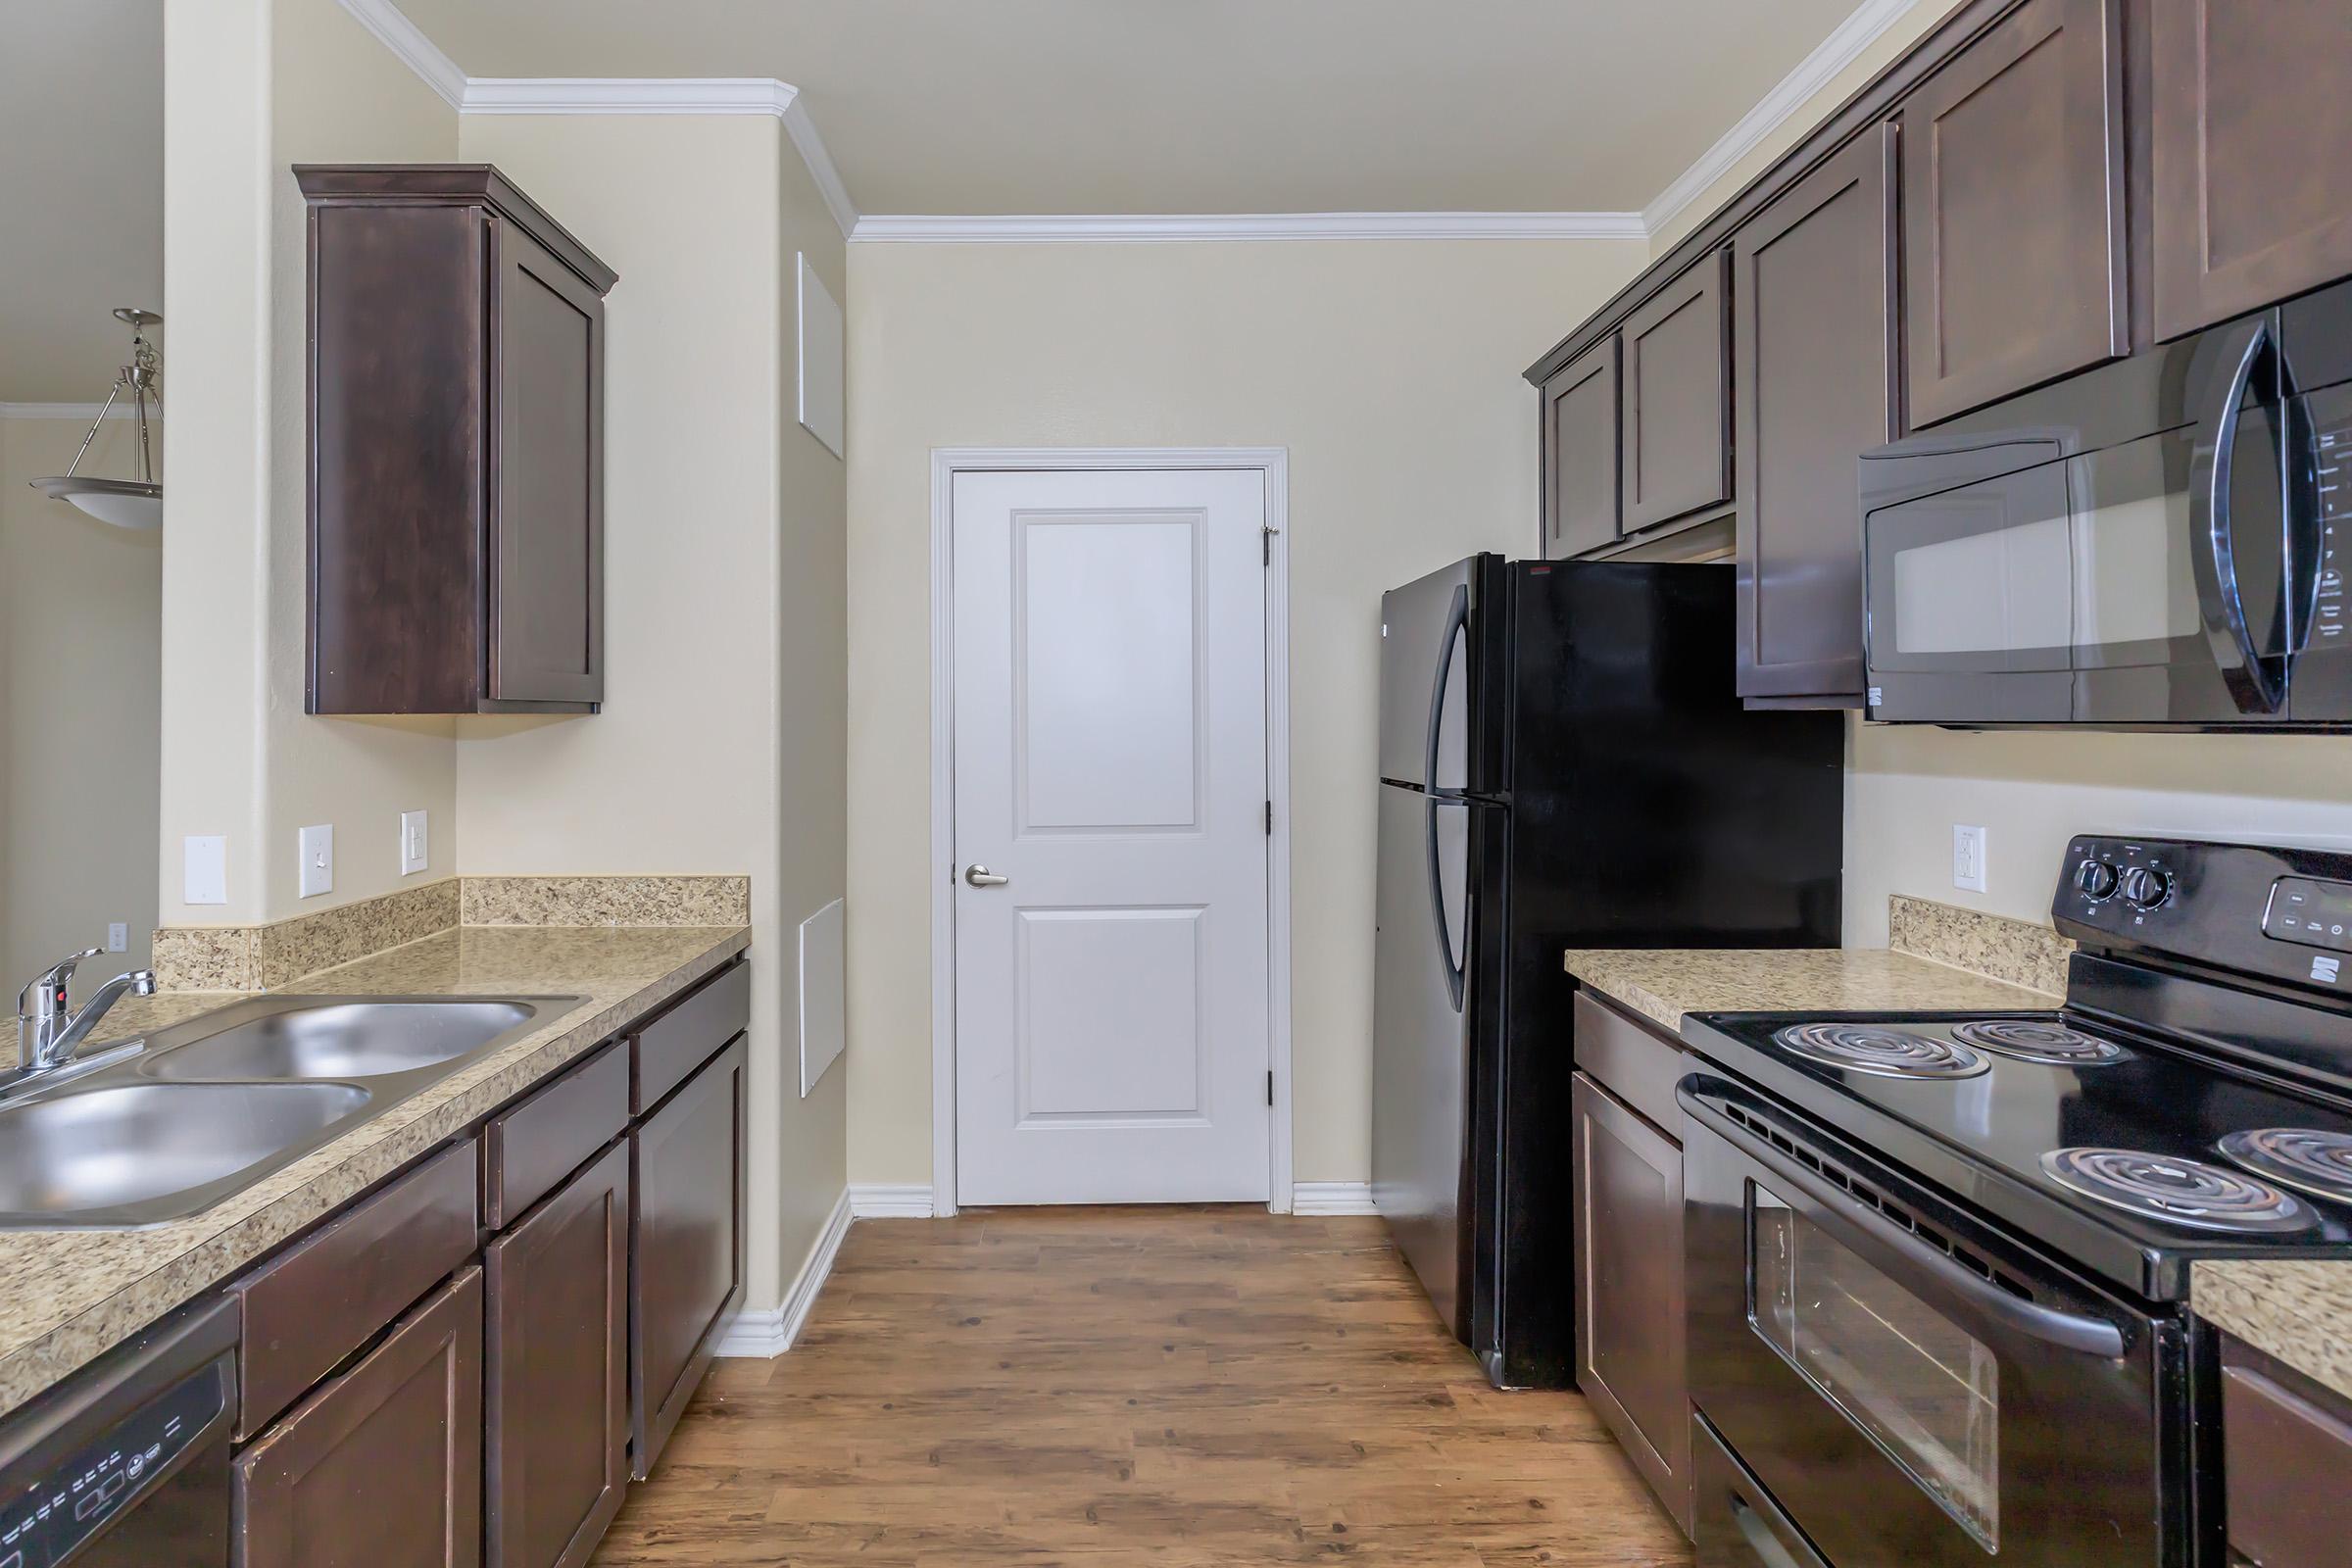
0 996 583 1229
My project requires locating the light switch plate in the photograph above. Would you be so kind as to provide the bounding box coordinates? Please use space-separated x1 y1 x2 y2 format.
107 922 128 954
1953 823 1988 894
299 824 335 899
400 809 428 876
184 836 227 906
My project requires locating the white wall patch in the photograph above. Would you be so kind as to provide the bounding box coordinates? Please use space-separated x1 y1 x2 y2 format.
797 254 846 460
799 897 847 1095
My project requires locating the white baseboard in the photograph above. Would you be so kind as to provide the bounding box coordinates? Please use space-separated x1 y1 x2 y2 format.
1292 1181 1380 1215
849 1182 936 1218
716 1185 852 1358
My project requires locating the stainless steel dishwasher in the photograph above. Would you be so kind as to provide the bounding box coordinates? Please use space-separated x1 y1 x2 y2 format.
0 1296 237 1566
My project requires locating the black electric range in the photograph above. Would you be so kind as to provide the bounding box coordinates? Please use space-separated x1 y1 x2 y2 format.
1676 835 2352 1568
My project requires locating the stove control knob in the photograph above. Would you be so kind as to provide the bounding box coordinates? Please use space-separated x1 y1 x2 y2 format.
2119 865 2173 911
2074 858 2120 902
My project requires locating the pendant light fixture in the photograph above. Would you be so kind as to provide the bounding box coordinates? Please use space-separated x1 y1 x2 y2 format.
31 308 164 530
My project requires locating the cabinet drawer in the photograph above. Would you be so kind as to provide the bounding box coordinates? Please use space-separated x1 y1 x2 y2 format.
1572 990 1687 1136
631 1035 746 1477
632 959 749 1113
233 1139 479 1441
2222 1337 2352 1568
234 1265 483 1568
484 1042 628 1229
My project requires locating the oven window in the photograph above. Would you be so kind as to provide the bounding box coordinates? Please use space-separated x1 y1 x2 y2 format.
1749 1185 2000 1551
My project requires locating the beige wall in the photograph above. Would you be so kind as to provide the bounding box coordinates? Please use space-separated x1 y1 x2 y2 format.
0 416 163 983
159 0 459 926
453 112 850 1313
844 236 1648 1190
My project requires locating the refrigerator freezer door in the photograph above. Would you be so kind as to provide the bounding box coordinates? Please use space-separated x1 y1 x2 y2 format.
1372 783 1476 1337
1379 559 1477 791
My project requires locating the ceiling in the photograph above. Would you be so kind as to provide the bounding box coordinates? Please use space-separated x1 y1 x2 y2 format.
393 0 1871 217
0 1 163 404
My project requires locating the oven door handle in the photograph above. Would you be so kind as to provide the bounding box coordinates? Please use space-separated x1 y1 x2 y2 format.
1681 1089 2129 1360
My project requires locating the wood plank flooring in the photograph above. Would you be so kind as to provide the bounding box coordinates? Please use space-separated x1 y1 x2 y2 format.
591 1205 1693 1565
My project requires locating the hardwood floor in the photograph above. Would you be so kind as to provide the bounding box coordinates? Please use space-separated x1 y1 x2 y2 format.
592 1206 1693 1566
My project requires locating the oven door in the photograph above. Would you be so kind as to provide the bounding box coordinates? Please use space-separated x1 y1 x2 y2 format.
1862 314 2304 727
1681 1075 2181 1568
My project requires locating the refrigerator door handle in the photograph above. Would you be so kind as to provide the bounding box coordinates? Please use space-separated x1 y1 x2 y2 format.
1425 799 1466 1012
1424 584 1469 795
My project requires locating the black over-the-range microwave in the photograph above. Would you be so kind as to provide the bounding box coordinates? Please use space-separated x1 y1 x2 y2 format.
1860 279 2352 729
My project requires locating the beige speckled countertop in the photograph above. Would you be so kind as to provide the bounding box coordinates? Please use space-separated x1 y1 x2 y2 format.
2193 1261 2352 1401
1562 946 2059 1035
0 922 747 1419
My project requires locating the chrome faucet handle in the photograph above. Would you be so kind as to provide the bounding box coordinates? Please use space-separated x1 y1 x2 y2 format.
17 949 103 1018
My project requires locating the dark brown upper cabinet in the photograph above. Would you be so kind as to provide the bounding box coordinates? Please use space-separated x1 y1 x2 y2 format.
2149 0 2352 340
1734 126 1899 708
1539 337 1621 559
1620 250 1733 532
1898 0 2126 426
299 165 616 715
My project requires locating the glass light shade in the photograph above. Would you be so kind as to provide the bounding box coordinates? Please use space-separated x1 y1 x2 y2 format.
32 476 163 531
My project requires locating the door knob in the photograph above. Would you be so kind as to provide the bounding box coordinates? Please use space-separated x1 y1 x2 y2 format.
963 864 1009 888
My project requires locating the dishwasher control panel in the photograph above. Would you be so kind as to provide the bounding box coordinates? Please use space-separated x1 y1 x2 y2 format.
0 1356 226 1567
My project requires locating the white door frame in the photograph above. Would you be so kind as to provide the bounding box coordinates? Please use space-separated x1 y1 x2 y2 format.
929 447 1293 1217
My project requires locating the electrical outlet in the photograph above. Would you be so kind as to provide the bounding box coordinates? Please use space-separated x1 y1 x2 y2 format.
184 836 227 906
1953 823 1988 894
400 809 428 876
299 824 335 899
107 922 127 954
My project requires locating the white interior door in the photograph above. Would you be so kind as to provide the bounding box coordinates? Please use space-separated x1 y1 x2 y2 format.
952 467 1271 1205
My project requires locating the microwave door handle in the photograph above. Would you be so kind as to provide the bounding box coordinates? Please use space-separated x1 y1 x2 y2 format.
1680 1089 2129 1360
2198 321 2288 713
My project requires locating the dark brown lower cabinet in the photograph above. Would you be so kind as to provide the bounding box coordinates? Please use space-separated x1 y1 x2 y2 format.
486 1140 630 1568
1571 1070 1690 1535
2220 1335 2352 1568
233 1266 484 1568
631 1034 748 1478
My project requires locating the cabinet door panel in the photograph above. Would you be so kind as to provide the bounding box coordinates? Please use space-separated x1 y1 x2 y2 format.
487 1141 629 1568
1735 127 1897 705
1901 0 2125 425
1542 338 1620 558
1572 1072 1689 1534
1621 252 1732 532
631 1036 747 1478
2151 0 2352 338
234 1268 483 1568
491 220 605 707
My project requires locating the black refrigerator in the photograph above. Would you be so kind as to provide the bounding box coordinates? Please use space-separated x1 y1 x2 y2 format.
1371 555 1842 1389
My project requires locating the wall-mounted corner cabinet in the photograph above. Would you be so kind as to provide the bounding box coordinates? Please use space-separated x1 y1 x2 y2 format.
299 165 616 715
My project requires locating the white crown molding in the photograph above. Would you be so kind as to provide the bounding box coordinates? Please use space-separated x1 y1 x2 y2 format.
334 0 466 111
1642 0 1929 239
780 98 860 245
715 1186 852 1357
852 211 1645 244
0 402 160 421
849 1183 936 1219
1292 1181 1381 1216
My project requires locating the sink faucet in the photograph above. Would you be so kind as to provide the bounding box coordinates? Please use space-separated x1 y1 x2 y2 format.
17 950 157 1074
